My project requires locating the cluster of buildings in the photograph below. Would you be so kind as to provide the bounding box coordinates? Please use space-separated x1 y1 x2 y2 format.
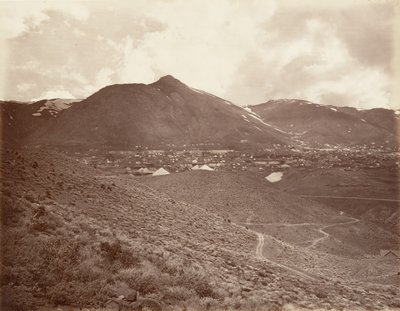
73 145 399 176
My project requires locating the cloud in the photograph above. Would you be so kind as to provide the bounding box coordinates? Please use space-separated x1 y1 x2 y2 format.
17 82 36 93
34 89 75 101
307 67 391 109
0 1 89 39
1 0 398 110
225 3 396 108
111 0 277 95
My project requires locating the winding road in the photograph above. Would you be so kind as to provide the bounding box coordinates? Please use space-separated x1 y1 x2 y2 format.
254 232 317 281
305 217 359 249
247 216 360 281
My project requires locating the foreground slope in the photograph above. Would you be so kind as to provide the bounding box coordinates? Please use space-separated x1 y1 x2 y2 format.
270 167 400 235
31 76 287 148
251 99 399 147
2 148 399 310
142 170 400 286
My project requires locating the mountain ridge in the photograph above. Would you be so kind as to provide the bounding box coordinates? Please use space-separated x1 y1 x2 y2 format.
251 99 399 147
1 76 399 149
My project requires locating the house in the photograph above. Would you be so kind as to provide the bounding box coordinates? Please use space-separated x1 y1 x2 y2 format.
380 250 400 259
136 167 153 175
191 165 200 170
199 164 214 171
152 168 170 176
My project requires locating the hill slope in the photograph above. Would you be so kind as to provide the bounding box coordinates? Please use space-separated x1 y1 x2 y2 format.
142 170 400 286
141 170 338 224
0 99 77 146
2 148 399 310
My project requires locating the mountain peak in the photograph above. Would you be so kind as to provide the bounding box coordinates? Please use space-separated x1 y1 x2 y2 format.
152 75 186 88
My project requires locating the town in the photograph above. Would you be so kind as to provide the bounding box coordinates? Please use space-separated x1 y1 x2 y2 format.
66 144 400 176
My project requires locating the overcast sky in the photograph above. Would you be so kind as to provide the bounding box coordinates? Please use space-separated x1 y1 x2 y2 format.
0 0 399 109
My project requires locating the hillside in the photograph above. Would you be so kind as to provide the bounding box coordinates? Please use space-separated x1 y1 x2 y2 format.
142 170 400 285
269 167 400 235
2 148 400 310
251 99 399 147
141 170 338 224
29 76 287 149
0 99 77 146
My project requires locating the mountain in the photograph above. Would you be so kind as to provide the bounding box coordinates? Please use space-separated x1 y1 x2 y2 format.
3 79 399 149
28 76 287 148
0 98 78 146
250 99 399 147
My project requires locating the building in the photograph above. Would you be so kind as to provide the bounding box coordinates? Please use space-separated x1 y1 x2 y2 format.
152 168 170 176
380 250 400 259
199 164 214 171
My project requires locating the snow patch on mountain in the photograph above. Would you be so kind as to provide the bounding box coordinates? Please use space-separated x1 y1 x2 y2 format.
190 87 204 94
242 114 250 122
244 107 289 134
32 99 78 117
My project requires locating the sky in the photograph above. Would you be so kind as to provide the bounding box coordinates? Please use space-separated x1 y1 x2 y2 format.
0 0 399 109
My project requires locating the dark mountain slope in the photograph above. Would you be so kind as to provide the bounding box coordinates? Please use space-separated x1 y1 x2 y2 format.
0 99 77 146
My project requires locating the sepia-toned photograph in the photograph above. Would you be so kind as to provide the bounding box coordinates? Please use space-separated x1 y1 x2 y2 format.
1 0 399 310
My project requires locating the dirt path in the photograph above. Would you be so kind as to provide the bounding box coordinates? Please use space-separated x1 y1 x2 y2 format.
239 217 360 249
255 232 264 258
300 195 400 202
247 216 360 281
254 232 317 281
238 221 316 227
306 217 359 249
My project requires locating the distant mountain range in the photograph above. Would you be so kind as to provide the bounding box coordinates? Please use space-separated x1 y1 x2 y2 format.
251 99 400 147
1 75 399 149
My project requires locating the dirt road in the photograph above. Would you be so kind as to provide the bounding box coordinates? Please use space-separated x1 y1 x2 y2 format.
300 195 400 202
247 216 360 281
306 217 359 249
254 232 317 281
239 217 360 249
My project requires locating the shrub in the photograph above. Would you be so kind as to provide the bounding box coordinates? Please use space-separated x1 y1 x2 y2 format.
1 198 24 226
1 284 36 311
163 286 195 302
315 290 328 299
29 209 63 233
24 193 36 203
117 261 163 295
179 267 218 298
99 240 139 267
199 297 219 310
